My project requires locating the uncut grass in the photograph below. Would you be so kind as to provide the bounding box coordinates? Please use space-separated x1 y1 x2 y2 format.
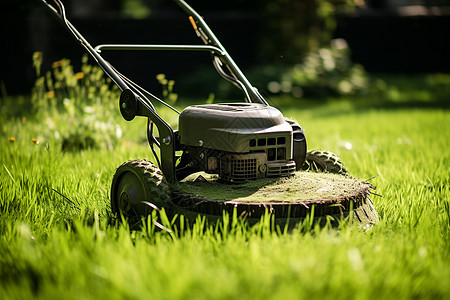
1 95 450 298
1 219 449 300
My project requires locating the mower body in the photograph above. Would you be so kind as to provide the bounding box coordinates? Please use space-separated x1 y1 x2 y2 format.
177 103 306 182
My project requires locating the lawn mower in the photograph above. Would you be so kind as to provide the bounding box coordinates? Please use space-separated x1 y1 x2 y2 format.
39 0 378 226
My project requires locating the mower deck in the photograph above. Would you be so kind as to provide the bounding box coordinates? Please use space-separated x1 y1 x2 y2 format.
170 172 379 226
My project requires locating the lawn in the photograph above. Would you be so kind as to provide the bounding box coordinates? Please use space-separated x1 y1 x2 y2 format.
0 69 449 299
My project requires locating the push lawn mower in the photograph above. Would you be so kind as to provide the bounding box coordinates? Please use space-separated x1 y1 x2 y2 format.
39 0 379 226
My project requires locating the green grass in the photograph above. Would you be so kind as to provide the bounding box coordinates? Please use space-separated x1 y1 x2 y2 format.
1 71 450 299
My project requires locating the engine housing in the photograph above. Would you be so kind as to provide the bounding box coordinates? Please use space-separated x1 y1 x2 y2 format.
177 103 306 182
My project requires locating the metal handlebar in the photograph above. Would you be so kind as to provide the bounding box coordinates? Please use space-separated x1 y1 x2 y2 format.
38 0 269 182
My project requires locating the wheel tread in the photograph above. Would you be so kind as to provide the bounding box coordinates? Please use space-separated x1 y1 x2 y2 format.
111 159 170 217
303 150 348 175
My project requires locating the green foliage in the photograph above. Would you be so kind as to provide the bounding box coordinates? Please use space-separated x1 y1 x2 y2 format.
261 0 329 63
176 40 369 100
260 0 357 64
30 53 122 151
156 73 178 105
368 73 450 105
122 0 151 19
267 39 368 98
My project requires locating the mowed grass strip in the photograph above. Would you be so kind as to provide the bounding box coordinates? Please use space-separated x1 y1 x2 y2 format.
176 171 371 203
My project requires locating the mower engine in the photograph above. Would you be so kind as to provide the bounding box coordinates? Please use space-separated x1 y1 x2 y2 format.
177 103 307 182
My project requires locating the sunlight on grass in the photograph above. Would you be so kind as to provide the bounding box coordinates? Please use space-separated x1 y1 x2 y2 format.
0 59 449 299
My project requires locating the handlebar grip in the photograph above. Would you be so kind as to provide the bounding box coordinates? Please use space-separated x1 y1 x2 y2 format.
188 16 198 31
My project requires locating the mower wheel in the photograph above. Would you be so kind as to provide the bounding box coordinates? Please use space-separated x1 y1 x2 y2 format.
111 159 171 218
302 150 348 175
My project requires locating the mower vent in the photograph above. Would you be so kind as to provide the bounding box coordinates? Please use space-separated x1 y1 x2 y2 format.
267 161 296 177
220 152 266 182
229 158 257 181
249 137 286 148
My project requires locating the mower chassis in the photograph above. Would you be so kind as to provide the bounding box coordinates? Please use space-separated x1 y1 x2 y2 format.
39 0 379 227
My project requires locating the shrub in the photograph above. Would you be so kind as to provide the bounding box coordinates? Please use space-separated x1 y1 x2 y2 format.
31 52 122 151
266 39 369 98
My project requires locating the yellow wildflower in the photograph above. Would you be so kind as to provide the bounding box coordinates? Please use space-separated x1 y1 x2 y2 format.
47 91 55 98
9 137 15 143
75 72 84 79
33 52 43 60
32 138 39 144
52 60 62 68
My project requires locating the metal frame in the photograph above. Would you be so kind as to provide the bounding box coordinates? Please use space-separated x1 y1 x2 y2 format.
39 0 269 183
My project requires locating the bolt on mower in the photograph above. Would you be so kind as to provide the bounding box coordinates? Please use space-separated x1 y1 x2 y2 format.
39 0 378 226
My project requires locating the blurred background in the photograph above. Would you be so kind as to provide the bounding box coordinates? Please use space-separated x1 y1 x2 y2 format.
1 0 450 100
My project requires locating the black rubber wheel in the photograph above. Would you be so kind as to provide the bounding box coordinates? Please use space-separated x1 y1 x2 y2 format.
302 150 348 175
111 159 171 218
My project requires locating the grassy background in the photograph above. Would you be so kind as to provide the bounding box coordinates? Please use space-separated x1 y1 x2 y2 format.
0 70 449 299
